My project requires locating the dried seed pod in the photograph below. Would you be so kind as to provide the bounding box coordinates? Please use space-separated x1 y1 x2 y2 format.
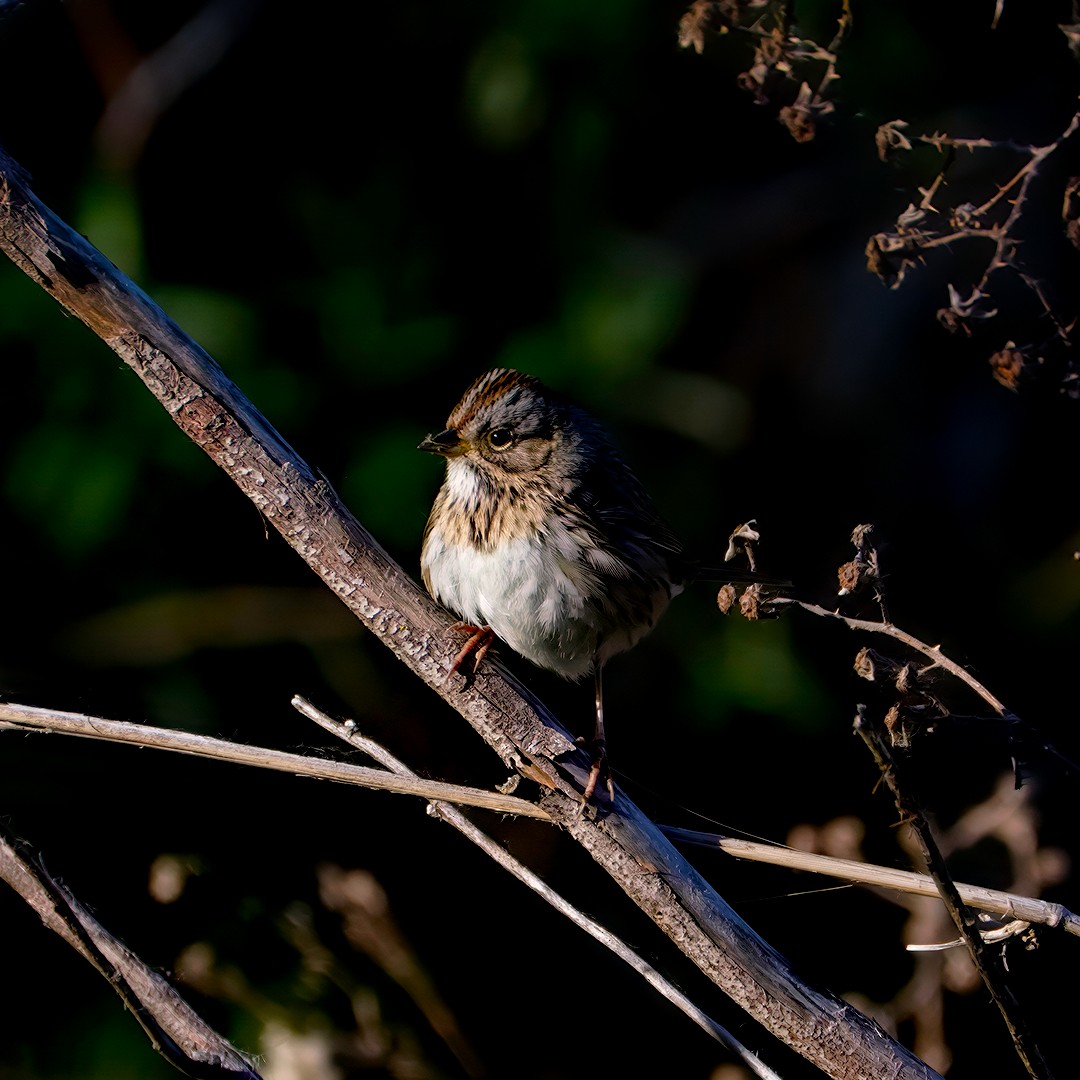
717 583 738 614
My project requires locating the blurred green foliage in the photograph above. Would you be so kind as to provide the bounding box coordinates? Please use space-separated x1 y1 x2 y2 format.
0 1 1078 1078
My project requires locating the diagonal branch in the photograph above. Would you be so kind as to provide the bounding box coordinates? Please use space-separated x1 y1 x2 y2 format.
0 825 260 1079
0 146 941 1080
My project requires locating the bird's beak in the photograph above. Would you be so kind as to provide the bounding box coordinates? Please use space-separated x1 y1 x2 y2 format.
418 427 465 456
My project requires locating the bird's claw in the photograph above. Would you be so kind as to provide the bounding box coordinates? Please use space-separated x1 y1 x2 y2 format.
446 623 495 685
576 734 614 806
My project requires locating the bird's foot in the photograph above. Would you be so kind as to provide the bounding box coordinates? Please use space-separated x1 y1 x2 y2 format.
576 734 614 806
446 623 495 684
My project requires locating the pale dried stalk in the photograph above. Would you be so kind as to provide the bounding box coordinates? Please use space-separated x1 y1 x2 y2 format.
0 701 547 819
662 827 1080 939
4 699 1073 942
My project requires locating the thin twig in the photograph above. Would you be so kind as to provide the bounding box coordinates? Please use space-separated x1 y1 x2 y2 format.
782 598 1008 714
291 697 783 1080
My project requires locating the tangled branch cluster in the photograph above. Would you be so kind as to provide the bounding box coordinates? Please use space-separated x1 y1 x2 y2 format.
680 4 1080 394
868 113 1080 394
678 0 849 143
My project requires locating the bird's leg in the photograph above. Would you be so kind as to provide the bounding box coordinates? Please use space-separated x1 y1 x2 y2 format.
446 623 495 683
580 666 614 803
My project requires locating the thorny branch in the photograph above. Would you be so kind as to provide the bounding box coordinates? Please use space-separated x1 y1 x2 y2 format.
680 3 1080 391
678 0 850 142
868 111 1080 391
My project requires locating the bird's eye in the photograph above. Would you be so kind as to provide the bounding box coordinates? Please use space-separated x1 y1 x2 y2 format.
487 427 513 450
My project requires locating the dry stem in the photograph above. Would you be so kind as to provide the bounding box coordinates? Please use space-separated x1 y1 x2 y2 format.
3 698 1073 942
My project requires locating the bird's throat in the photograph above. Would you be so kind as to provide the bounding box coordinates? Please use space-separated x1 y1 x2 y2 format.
440 459 548 549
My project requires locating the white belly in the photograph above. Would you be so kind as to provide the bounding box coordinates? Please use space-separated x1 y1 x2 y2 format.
421 530 602 680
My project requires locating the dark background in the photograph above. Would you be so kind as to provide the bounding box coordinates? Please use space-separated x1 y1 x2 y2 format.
0 1 1078 1077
